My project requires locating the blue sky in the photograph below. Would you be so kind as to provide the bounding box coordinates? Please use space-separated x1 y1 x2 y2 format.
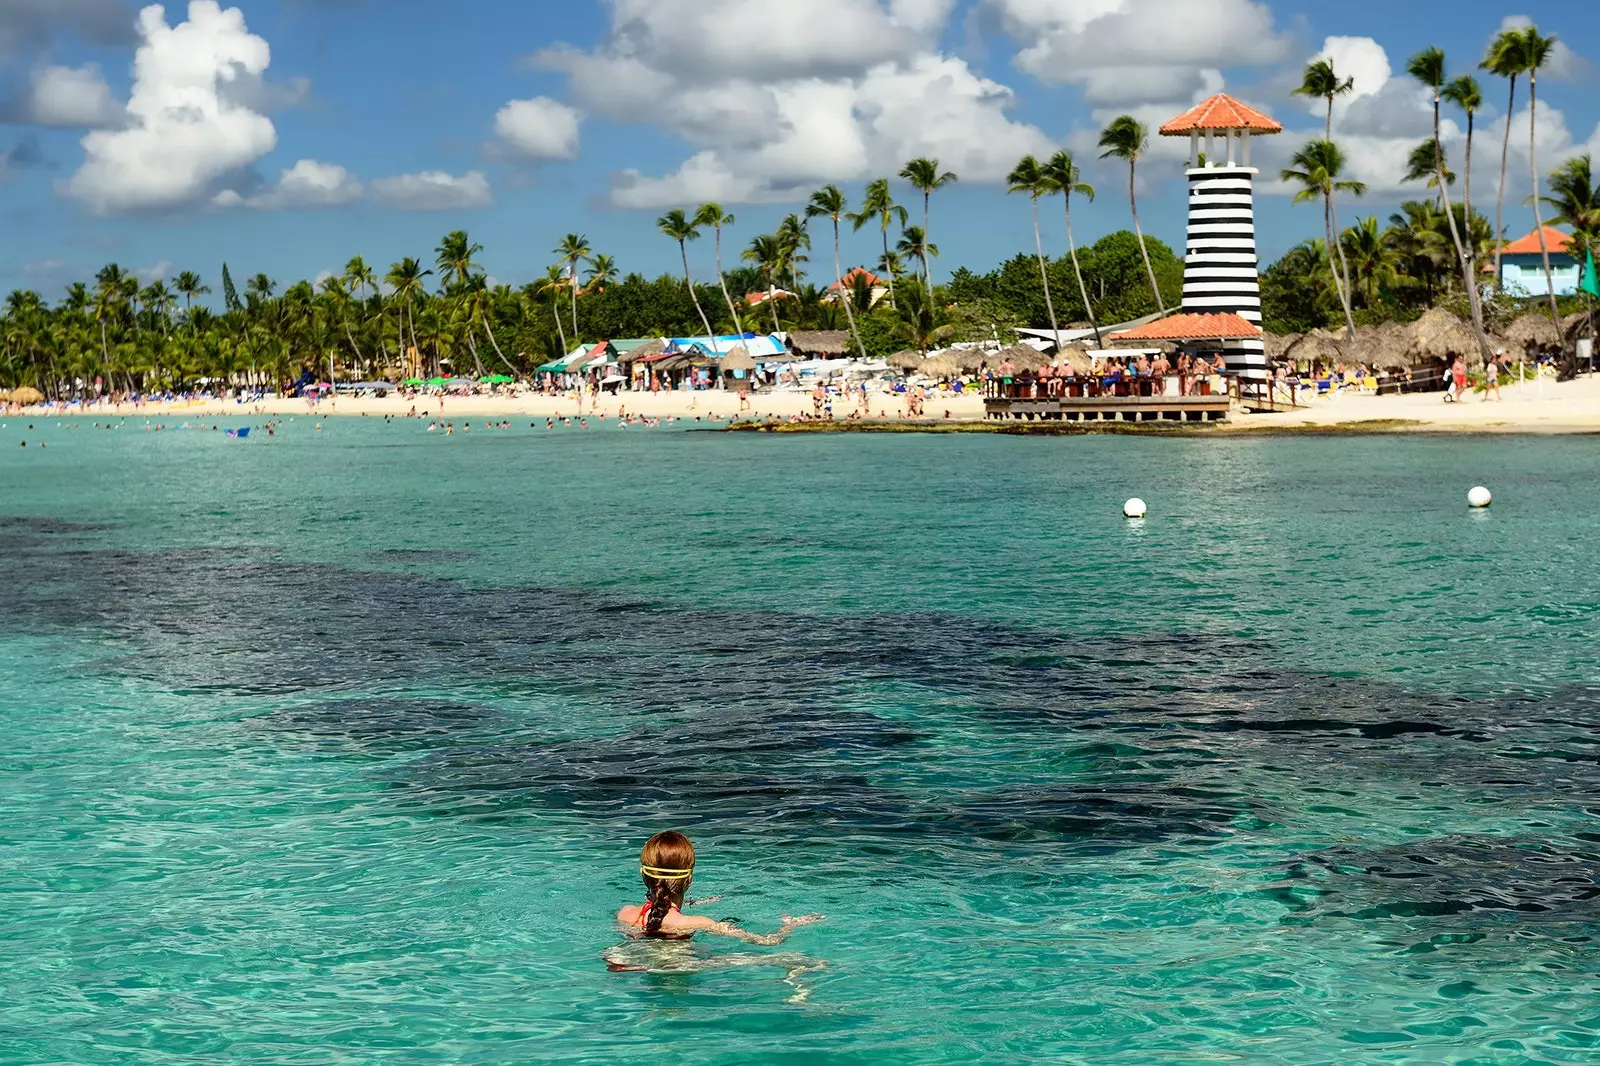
1 0 1595 303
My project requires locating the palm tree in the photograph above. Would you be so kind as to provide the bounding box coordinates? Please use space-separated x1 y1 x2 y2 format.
534 265 570 357
804 184 867 360
1522 26 1561 326
848 179 908 308
245 272 275 304
174 271 209 317
1389 200 1452 302
898 157 957 289
1442 76 1483 228
435 230 483 292
1482 29 1529 292
656 210 717 348
776 213 811 294
741 234 786 334
1409 47 1489 358
1043 150 1099 345
1340 217 1401 308
1293 58 1356 138
93 263 128 368
1099 115 1166 314
585 253 618 294
1281 139 1365 338
384 257 431 375
1542 155 1599 261
343 255 381 363
1404 138 1456 201
896 227 937 276
553 233 590 342
695 203 745 341
893 278 955 356
1007 155 1060 348
318 274 363 376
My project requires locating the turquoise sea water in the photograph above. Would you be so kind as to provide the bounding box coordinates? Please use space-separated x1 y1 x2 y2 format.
1 417 1598 1064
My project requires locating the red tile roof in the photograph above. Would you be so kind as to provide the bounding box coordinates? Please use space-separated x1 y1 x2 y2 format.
1109 312 1262 341
828 266 886 291
1498 226 1572 255
1160 94 1282 136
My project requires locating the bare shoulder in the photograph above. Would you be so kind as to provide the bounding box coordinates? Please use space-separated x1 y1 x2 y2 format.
616 905 642 926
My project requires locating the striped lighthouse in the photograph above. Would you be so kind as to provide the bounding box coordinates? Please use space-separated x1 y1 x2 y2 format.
1158 95 1283 382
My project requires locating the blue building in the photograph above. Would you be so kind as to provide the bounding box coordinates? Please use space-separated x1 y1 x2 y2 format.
1497 227 1580 297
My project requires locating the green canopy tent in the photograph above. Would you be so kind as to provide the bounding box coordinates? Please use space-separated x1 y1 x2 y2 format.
478 374 514 384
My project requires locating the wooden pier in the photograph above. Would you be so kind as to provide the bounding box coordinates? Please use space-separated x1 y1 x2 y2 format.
984 395 1231 424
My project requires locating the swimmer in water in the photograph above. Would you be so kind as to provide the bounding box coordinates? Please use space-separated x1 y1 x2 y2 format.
607 831 826 999
615 831 822 944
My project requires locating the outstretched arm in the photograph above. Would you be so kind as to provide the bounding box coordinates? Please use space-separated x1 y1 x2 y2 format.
695 914 825 946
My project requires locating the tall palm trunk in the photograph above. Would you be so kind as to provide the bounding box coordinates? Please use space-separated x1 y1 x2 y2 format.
920 193 932 290
714 226 744 342
832 219 867 360
551 294 568 357
678 241 717 350
1431 96 1492 359
482 313 518 374
1063 192 1101 346
880 224 896 308
1528 70 1560 327
568 265 579 342
1029 194 1059 346
1494 74 1518 291
1325 195 1358 338
1127 162 1166 314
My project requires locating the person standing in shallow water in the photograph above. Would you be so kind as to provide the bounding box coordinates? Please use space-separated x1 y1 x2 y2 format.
615 830 823 943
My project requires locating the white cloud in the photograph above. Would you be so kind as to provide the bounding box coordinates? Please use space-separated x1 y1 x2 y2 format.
987 0 1292 114
231 158 362 209
371 169 491 210
64 1 278 215
27 64 124 127
1496 16 1588 82
136 259 172 281
493 97 581 160
542 0 1049 207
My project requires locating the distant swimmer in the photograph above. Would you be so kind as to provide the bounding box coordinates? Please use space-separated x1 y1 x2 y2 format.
606 831 825 998
613 831 822 945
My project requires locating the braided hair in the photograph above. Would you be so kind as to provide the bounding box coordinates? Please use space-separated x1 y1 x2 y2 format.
639 830 696 937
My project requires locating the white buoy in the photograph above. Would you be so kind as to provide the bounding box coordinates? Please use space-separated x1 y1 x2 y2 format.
1123 498 1147 519
1468 486 1492 509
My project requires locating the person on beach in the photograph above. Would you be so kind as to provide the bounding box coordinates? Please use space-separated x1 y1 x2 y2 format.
1451 355 1469 403
1485 351 1502 402
614 831 823 945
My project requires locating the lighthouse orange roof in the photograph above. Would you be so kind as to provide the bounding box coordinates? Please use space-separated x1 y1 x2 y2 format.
1160 94 1282 136
1109 312 1262 342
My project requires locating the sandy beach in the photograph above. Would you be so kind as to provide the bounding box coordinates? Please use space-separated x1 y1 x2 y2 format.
9 374 1600 433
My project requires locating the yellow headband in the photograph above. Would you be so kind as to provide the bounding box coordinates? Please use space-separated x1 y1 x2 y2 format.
641 864 694 880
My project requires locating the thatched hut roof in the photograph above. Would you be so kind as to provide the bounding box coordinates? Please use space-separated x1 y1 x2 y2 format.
621 339 665 362
950 347 990 373
886 349 923 371
1264 332 1300 360
919 353 962 378
1347 323 1411 369
1561 311 1593 343
1504 312 1562 350
9 385 44 405
1407 308 1477 359
787 330 851 356
1285 330 1344 366
1055 346 1095 374
994 343 1048 370
720 345 756 372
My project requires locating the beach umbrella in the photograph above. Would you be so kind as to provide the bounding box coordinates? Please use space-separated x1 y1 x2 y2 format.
1503 313 1561 351
918 353 962 378
403 377 425 386
425 377 448 387
1406 308 1476 360
9 386 44 405
478 374 515 384
886 350 922 371
1284 330 1344 368
1263 332 1300 360
1348 324 1410 369
994 343 1049 370
720 345 757 373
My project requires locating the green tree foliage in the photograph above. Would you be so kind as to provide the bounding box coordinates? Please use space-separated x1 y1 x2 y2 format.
943 231 1181 330
220 263 241 313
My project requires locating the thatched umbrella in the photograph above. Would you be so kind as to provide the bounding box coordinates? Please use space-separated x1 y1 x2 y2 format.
9 386 44 406
720 345 756 373
950 347 990 373
1407 308 1476 360
994 343 1048 370
1504 312 1561 350
1055 345 1095 374
919 353 962 378
1285 331 1343 368
1561 311 1593 344
1264 332 1300 360
1347 324 1410 369
887 349 923 371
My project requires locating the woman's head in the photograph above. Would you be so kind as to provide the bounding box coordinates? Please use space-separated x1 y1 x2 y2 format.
639 831 695 935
